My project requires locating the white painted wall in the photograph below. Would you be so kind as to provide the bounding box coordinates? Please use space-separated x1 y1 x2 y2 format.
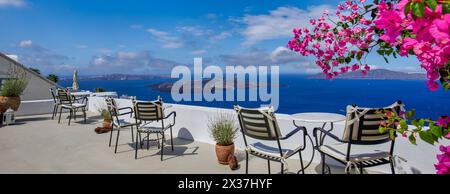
88 97 447 174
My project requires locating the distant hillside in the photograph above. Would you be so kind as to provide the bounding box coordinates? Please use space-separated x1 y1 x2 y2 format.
308 69 426 80
60 74 171 81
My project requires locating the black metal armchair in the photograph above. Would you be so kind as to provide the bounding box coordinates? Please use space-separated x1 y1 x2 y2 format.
234 105 307 174
313 101 404 174
133 98 176 161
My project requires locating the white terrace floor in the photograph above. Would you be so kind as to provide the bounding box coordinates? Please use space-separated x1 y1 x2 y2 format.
0 114 375 174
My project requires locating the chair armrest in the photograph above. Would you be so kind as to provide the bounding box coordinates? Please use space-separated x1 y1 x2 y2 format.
280 126 306 140
312 127 346 143
117 107 133 117
163 111 176 126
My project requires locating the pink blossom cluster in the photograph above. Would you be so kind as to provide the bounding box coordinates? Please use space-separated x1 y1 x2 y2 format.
374 0 450 91
435 145 450 174
287 0 373 80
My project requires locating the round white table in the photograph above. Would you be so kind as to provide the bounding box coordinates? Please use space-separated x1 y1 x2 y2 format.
291 112 346 174
291 112 346 124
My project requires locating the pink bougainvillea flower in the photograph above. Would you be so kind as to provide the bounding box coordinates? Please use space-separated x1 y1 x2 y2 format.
374 6 404 43
435 145 450 174
437 117 450 128
426 80 440 91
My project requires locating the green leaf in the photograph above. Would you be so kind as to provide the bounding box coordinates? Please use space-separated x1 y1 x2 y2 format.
357 52 363 61
404 2 412 15
419 119 425 127
419 131 435 145
425 0 437 11
408 134 417 145
412 2 425 18
345 57 351 64
400 120 408 130
364 5 373 11
443 3 450 14
377 50 385 55
406 109 415 119
431 126 442 138
389 129 396 140
374 0 379 5
383 56 389 64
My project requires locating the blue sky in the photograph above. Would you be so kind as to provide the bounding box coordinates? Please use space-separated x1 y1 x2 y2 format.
0 0 423 76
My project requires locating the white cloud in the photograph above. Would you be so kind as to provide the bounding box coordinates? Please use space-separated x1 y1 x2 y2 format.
210 32 232 42
19 40 32 48
16 40 72 74
0 0 26 7
90 50 182 74
147 28 183 49
270 46 305 64
220 46 307 66
239 5 334 46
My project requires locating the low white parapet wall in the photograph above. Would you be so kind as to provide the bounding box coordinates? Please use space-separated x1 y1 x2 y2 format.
88 97 446 174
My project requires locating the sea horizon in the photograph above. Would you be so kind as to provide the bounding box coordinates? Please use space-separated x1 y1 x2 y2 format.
60 74 449 119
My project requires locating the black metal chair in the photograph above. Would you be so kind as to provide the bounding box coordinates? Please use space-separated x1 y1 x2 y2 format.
106 97 140 154
57 88 87 125
234 105 307 174
133 98 176 161
313 101 404 174
49 87 60 120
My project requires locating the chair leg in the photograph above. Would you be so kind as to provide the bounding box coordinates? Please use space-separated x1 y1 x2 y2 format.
135 131 139 160
390 159 396 174
321 153 326 174
139 132 143 148
299 151 305 174
160 133 165 161
58 107 63 124
156 133 160 149
281 163 284 174
114 129 120 153
267 160 271 174
109 125 114 147
245 152 249 174
83 108 86 123
359 165 364 174
130 126 134 143
147 133 150 150
68 109 72 126
52 105 56 119
170 126 174 151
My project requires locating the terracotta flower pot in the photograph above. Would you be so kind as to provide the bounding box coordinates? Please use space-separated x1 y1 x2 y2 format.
0 96 21 112
215 143 235 165
102 119 112 129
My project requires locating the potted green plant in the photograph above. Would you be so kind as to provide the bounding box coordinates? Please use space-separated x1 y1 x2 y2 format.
208 112 239 165
100 109 113 129
0 66 28 112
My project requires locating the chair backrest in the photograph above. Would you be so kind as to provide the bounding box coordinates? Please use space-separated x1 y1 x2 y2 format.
49 87 58 103
57 89 72 105
105 97 119 116
342 101 404 145
134 98 164 121
234 105 282 141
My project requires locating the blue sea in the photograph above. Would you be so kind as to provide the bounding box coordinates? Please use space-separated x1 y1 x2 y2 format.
60 75 450 119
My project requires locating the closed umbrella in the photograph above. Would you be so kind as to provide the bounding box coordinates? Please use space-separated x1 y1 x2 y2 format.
72 70 79 92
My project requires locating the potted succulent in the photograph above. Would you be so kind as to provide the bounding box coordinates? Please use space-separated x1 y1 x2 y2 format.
208 112 239 165
100 109 113 129
0 66 28 113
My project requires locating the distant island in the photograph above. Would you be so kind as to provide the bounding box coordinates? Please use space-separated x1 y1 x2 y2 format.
307 69 426 80
149 79 288 93
60 74 171 81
